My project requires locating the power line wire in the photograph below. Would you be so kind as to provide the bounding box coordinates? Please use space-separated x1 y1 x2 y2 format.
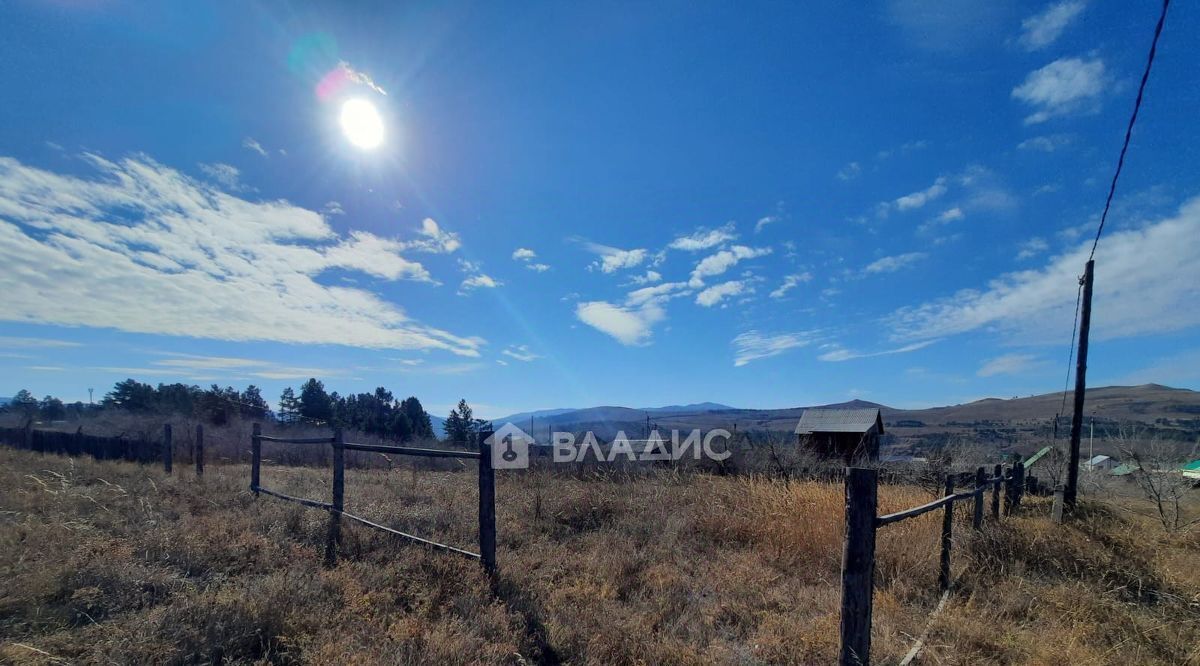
1088 0 1171 261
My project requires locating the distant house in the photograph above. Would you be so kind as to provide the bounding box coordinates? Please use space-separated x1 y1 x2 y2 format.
1182 460 1200 480
1085 454 1120 471
795 408 883 463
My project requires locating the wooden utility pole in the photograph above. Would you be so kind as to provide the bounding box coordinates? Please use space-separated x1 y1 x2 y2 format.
1064 260 1095 513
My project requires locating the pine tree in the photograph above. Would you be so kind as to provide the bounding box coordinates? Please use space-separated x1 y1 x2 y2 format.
278 387 299 422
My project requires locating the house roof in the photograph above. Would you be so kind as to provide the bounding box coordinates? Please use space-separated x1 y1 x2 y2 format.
1110 463 1139 476
1024 446 1053 467
1088 454 1113 465
795 408 883 435
1182 460 1200 472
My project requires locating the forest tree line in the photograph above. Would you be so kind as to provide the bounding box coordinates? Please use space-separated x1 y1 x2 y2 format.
4 379 490 444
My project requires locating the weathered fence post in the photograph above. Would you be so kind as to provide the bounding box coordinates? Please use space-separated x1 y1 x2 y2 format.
478 427 497 576
1011 458 1025 514
839 467 878 666
991 463 1002 521
973 467 985 531
194 424 204 478
163 424 173 474
24 420 33 451
325 428 345 568
939 475 954 593
1003 467 1013 516
251 423 262 495
1052 484 1066 524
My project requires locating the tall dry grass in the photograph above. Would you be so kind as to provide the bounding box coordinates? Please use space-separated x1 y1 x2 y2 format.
0 449 1196 664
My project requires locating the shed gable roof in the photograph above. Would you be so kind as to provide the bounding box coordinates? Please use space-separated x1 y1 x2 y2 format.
795 408 882 435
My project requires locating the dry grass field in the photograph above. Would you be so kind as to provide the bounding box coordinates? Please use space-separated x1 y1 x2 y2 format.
0 448 1197 665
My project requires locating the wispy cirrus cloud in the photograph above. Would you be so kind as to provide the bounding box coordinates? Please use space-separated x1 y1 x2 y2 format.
977 353 1047 377
818 339 937 362
732 330 816 367
668 223 737 251
864 252 928 275
0 153 482 356
769 272 812 299
501 344 540 362
577 239 653 274
688 245 772 287
1017 1 1086 51
889 196 1200 344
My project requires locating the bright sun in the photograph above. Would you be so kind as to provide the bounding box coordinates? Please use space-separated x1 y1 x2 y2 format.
339 98 384 150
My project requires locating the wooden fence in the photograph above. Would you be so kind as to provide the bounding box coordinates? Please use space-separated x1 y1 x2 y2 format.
250 423 497 574
0 423 205 475
839 458 1026 665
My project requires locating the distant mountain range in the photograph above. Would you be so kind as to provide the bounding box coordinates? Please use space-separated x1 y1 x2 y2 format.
483 385 1200 449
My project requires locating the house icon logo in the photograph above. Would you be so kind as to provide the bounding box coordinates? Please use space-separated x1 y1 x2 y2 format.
489 422 532 470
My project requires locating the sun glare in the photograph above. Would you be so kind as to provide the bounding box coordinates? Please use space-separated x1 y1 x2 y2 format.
339 98 384 150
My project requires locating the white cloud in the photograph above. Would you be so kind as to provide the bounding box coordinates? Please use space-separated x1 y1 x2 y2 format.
411 218 461 253
336 61 387 96
198 163 244 191
818 340 936 362
576 282 690 345
732 331 814 367
837 161 862 182
512 247 549 272
689 245 772 287
0 336 82 348
1016 236 1049 260
937 207 965 223
501 344 540 362
977 353 1045 377
322 201 345 216
1017 134 1073 152
668 223 737 251
769 272 812 299
242 137 268 157
696 280 752 308
1018 1 1086 51
888 196 1200 343
1012 56 1107 124
864 252 928 275
892 177 948 212
625 270 662 286
575 300 665 346
458 273 502 294
0 153 480 355
581 241 649 273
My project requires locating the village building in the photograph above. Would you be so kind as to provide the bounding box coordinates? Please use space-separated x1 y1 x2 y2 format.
794 407 883 463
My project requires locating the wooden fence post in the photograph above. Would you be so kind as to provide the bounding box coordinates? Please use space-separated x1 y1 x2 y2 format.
939 475 954 593
991 463 1002 521
478 427 497 576
194 424 204 478
973 467 985 531
839 467 877 666
1052 484 1065 524
325 429 345 568
1003 467 1013 517
1012 460 1025 512
163 424 173 474
251 423 261 495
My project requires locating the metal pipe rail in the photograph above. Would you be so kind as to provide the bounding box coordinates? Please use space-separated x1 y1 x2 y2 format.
341 442 481 459
257 435 337 444
339 509 481 560
255 485 333 510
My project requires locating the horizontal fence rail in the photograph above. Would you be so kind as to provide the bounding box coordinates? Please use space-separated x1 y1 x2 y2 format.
1 423 202 476
249 423 497 574
839 458 1026 666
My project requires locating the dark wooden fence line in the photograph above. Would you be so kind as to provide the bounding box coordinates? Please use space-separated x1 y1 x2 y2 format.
0 423 206 474
249 423 497 574
839 462 1025 666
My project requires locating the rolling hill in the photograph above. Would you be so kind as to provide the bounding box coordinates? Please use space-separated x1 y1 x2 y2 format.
488 385 1200 451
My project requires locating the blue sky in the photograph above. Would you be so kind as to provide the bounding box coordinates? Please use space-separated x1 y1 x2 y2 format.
1 1 1198 418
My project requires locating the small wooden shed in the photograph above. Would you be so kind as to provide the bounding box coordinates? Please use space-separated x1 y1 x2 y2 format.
795 407 884 463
